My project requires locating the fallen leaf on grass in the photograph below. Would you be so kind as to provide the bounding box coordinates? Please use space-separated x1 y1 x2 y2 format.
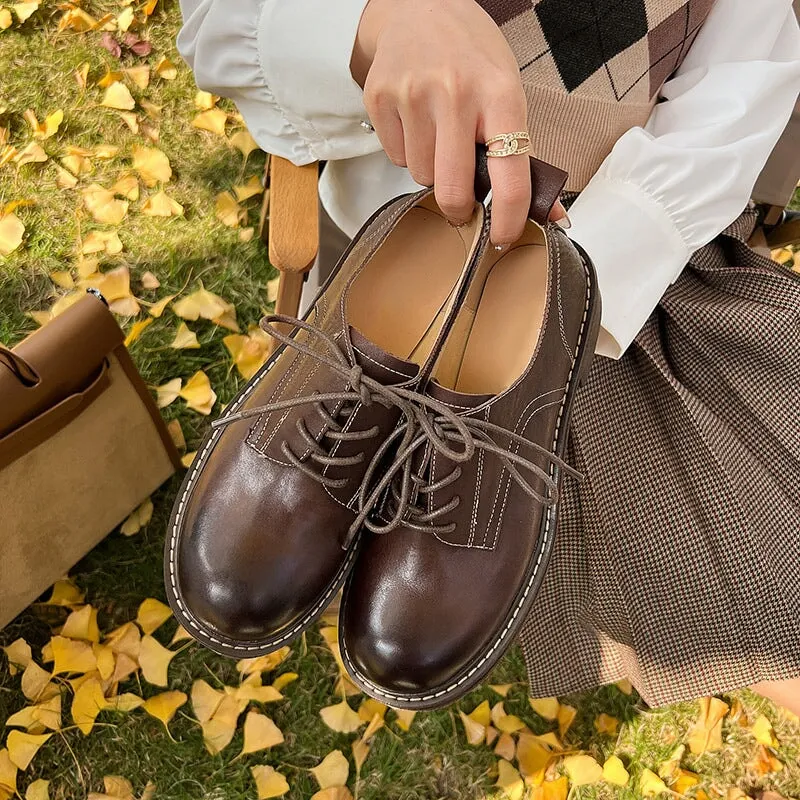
141 271 160 289
215 191 245 227
201 693 240 755
251 766 289 799
529 697 559 721
43 579 84 607
51 636 96 675
172 284 228 321
602 755 629 786
132 145 171 186
563 754 603 786
751 714 779 747
687 697 729 755
352 738 370 776
61 604 100 643
229 129 260 159
143 690 186 730
6 731 50 770
123 65 149 90
26 109 62 140
124 318 152 347
87 775 135 800
191 679 224 724
672 769 700 794
494 732 515 761
311 750 349 789
171 321 200 349
233 175 263 202
82 184 128 224
71 678 107 735
357 699 387 723
179 371 216 415
155 378 181 407
154 56 177 80
13 142 48 167
224 327 270 379
120 498 153 536
495 759 524 800
24 779 49 800
320 698 362 734
0 8 12 29
3 639 32 675
82 230 123 255
241 711 284 754
639 768 669 796
747 745 783 775
516 733 556 781
138 635 176 686
55 164 78 188
556 703 576 739
0 749 16 799
136 598 172 635
310 790 352 800
594 713 619 736
192 108 227 136
101 82 135 111
194 90 218 110
148 294 175 318
0 212 25 256
106 693 144 713
142 190 183 217
6 695 61 733
20 662 53 703
393 709 416 731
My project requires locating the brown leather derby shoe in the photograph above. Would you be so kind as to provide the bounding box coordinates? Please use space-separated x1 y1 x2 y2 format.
339 172 602 708
165 188 487 657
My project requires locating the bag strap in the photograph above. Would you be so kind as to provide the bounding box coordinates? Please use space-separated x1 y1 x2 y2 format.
0 346 39 387
474 143 568 226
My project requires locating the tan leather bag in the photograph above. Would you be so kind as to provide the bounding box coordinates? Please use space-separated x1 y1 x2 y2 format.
0 291 180 629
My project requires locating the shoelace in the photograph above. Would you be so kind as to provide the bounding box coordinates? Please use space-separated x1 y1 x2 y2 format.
213 314 584 549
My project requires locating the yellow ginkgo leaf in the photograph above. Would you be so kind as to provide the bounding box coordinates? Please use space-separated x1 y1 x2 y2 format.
3 638 32 675
55 164 78 189
320 698 362 734
229 129 260 159
6 731 50 770
224 328 270 380
118 112 140 134
24 778 49 800
233 175 263 203
672 769 700 795
311 750 349 789
155 56 177 80
241 710 284 754
310 790 353 800
194 90 218 110
141 270 160 289
393 709 416 732
13 142 48 167
170 626 193 646
171 322 200 350
97 67 123 89
141 190 183 217
215 191 244 228
529 697 559 721
271 672 298 693
212 299 239 332
458 710 485 746
0 213 25 256
61 604 100 643
494 732 515 761
149 294 175 319
356 698 387 723
747 745 783 775
123 65 149 90
44 579 84 607
106 693 145 713
71 677 107 735
352 738 370 776
191 108 228 136
251 765 289 799
20 663 54 705
124 318 153 347
31 109 63 140
93 643 115 681
495 759 524 800
687 697 729 755
0 749 16 796
0 8 12 29
594 713 619 736
101 82 136 111
155 377 182 408
191 679 225 724
135 598 173 635
105 623 141 660
172 284 228 321
82 230 123 255
142 690 187 730
81 184 128 225
751 714 779 747
120 498 153 536
201 693 240 755
602 755 630 786
88 775 135 800
557 703 576 739
639 768 670 797
138 635 176 686
12 2 40 23
488 683 513 697
616 679 634 695
51 636 96 675
179 370 217 415
234 681 283 704
132 145 171 187
562 754 602 786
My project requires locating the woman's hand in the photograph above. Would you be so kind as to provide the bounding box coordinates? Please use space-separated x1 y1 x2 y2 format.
351 0 565 245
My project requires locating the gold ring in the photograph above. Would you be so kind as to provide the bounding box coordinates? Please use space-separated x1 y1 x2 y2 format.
484 131 531 157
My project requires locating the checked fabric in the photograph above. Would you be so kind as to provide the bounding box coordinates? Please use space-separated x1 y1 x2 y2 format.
477 0 717 189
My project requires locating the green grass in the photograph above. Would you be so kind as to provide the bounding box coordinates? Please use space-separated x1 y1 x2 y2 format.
1 4 800 799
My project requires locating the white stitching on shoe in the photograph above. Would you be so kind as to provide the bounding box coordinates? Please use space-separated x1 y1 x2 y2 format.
351 345 411 379
338 234 594 702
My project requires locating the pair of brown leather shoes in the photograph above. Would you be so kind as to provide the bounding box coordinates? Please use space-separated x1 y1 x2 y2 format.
165 149 602 709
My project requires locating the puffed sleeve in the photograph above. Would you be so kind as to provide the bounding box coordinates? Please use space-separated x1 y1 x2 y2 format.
177 0 384 164
567 0 800 360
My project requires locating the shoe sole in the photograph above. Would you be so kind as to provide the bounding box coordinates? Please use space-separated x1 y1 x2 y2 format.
338 235 603 708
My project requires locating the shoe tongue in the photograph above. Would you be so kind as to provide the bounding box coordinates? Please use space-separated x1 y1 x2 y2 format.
348 326 419 385
426 377 494 410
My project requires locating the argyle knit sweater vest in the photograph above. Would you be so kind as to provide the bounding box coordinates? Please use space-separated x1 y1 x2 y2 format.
478 0 716 190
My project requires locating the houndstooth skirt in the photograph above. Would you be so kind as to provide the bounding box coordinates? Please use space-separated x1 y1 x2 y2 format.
519 204 800 706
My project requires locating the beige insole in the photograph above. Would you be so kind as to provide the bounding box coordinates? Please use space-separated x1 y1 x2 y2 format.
435 234 549 395
346 200 480 364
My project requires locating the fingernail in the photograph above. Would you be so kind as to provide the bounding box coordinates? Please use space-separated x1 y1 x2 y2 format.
554 213 572 230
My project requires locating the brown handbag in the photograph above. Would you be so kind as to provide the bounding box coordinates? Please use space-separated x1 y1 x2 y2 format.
0 290 180 629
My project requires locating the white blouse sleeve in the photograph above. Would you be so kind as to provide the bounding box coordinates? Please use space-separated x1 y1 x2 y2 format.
176 0 380 164
567 0 800 360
